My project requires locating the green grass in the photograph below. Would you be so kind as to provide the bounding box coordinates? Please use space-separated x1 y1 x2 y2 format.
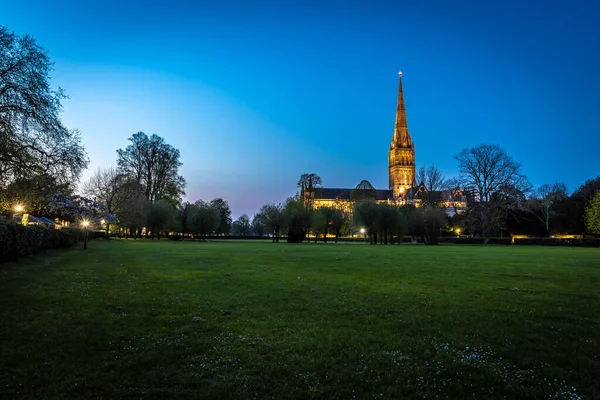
1 240 598 399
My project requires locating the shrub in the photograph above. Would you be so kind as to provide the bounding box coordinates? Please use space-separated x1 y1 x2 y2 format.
0 222 84 263
437 237 511 245
514 238 600 247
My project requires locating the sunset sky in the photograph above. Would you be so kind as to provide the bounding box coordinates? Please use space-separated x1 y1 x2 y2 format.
2 0 599 217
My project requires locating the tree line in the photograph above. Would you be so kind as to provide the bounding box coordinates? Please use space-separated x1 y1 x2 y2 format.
1 25 599 241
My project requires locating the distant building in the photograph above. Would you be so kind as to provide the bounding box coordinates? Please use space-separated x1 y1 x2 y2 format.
304 72 467 216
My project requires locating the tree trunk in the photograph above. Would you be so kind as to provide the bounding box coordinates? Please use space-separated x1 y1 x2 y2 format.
105 223 110 239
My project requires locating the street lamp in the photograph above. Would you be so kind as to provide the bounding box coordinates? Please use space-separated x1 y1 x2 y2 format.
14 204 27 225
82 220 90 250
360 228 366 242
455 227 461 238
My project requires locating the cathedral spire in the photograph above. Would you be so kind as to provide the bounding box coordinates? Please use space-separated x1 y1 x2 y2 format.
391 71 413 149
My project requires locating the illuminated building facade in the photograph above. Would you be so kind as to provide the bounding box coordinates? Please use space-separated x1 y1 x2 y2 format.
306 73 467 216
388 71 416 198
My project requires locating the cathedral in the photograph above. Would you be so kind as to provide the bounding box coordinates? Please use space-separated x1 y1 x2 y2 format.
306 73 467 215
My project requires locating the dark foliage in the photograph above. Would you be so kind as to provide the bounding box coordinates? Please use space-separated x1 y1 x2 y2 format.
0 222 84 263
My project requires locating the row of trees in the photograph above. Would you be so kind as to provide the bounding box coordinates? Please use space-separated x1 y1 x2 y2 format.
2 26 598 240
454 144 600 237
246 194 448 245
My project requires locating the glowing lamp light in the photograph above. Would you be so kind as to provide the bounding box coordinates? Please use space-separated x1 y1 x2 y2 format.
101 219 106 225
15 204 23 212
82 220 90 227
360 228 366 234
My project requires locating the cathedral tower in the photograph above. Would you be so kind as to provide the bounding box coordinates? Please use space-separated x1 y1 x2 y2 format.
388 72 416 198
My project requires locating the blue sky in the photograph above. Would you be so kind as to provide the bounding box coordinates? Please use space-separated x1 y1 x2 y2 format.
2 0 599 218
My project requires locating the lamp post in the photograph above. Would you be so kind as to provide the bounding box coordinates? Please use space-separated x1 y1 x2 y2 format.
14 204 27 225
455 227 461 238
360 228 366 242
82 220 89 250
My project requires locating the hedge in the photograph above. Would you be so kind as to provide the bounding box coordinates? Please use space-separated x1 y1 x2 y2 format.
514 238 600 247
438 237 512 245
0 222 87 264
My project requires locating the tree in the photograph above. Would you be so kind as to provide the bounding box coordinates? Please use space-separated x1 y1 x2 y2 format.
117 132 186 203
330 209 346 243
116 181 146 238
454 144 530 240
567 176 600 233
210 198 232 235
297 173 323 192
354 200 379 244
417 165 447 206
421 207 447 245
188 200 219 240
83 166 135 237
0 173 72 216
585 191 600 234
0 26 88 190
316 206 337 243
297 173 322 209
189 200 220 240
284 197 311 243
145 200 176 239
526 182 568 234
231 214 252 236
402 205 425 241
251 213 265 236
178 202 196 236
48 192 103 224
258 203 285 243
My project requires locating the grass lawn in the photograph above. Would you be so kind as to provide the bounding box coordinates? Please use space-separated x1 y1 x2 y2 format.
0 240 598 399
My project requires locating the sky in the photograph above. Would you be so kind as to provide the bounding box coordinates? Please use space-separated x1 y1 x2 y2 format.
2 0 599 218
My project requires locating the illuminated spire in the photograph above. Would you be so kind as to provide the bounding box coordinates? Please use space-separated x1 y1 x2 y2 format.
391 71 413 149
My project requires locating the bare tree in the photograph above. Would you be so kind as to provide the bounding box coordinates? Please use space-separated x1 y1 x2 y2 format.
417 165 446 192
526 182 568 234
83 166 136 237
417 165 446 206
454 144 530 239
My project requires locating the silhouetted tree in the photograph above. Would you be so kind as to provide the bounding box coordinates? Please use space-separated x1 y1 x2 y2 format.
526 182 568 234
83 166 137 237
585 191 600 234
117 132 186 203
417 165 446 206
189 200 219 240
251 213 265 236
455 144 530 240
0 26 88 190
258 203 285 242
210 198 232 235
231 214 252 236
284 197 311 243
146 200 176 239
